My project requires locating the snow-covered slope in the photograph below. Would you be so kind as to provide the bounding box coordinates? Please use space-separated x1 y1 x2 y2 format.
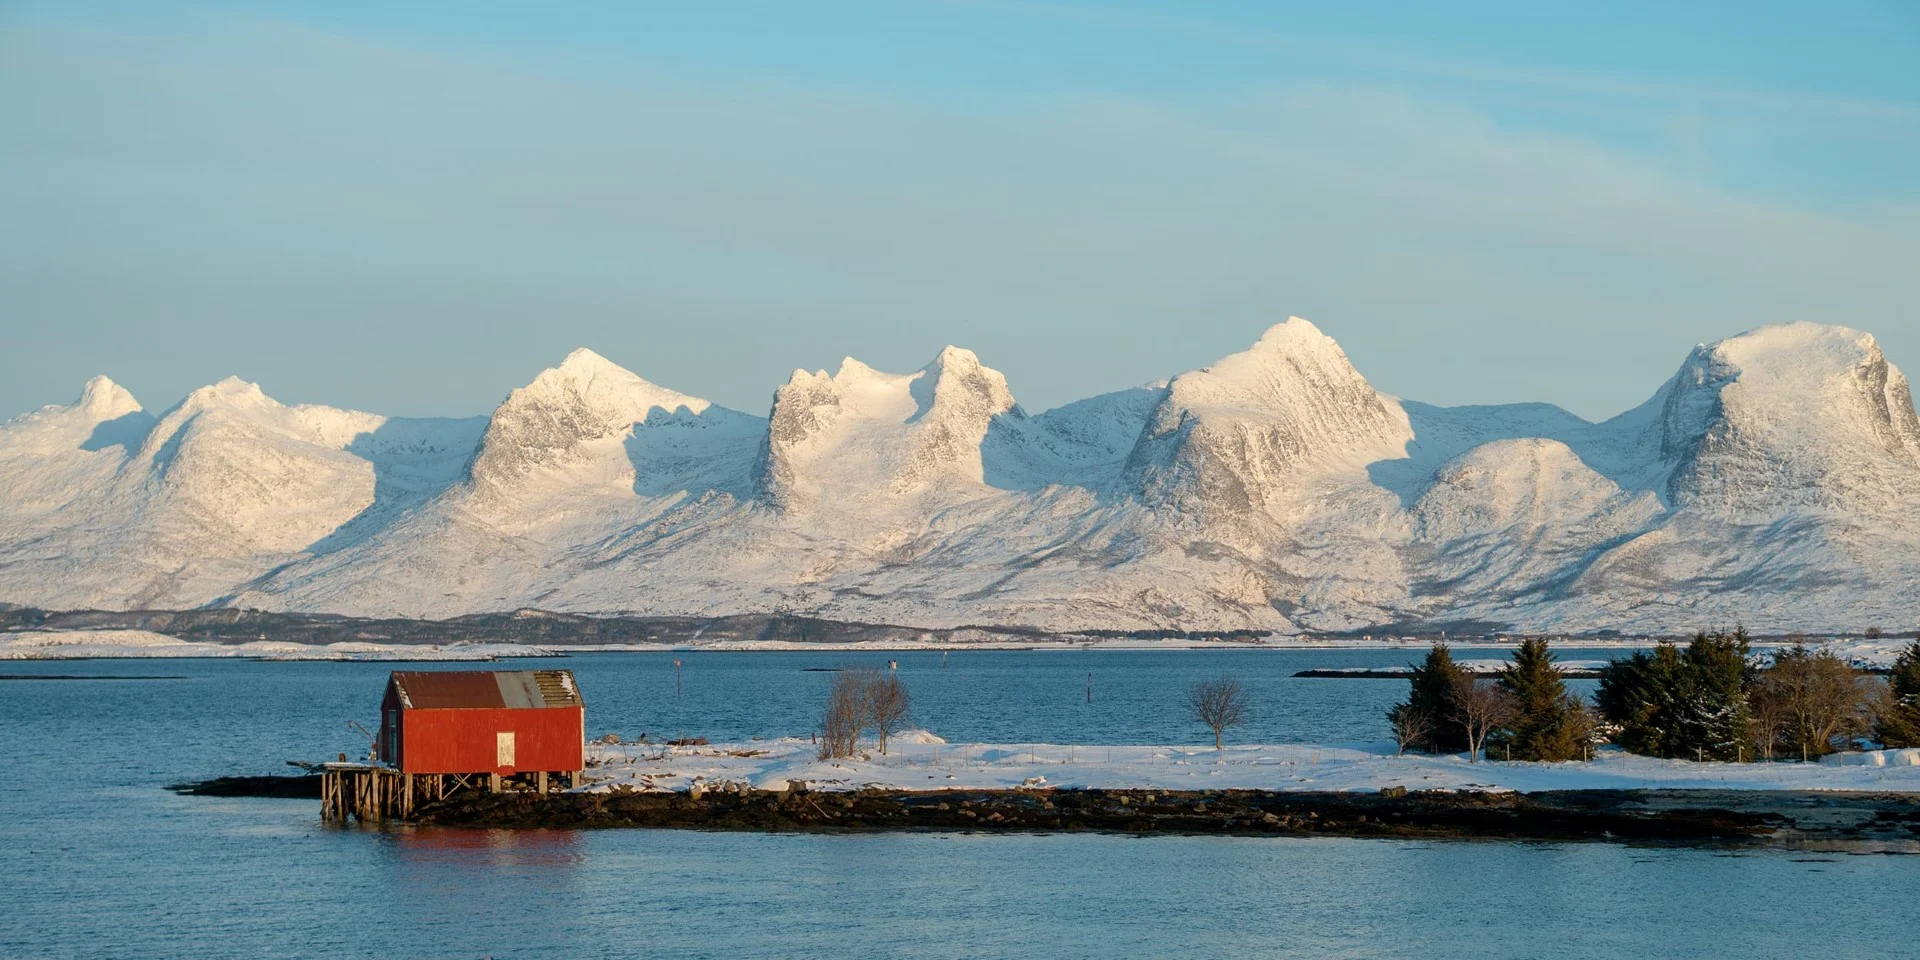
1658 323 1920 514
3 320 1915 633
1126 318 1413 517
0 376 484 609
759 347 1019 510
470 347 758 510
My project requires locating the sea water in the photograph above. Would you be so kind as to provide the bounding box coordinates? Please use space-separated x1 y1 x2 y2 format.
2 650 1911 959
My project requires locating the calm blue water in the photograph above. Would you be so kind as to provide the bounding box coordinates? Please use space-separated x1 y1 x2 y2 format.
2 649 1911 959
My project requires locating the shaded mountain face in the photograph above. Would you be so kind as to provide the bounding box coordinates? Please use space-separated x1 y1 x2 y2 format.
3 320 1915 633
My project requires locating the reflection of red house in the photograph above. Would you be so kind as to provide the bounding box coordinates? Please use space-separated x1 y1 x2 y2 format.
377 670 584 787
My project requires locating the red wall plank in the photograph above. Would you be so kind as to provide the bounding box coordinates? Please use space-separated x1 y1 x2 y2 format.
395 706 583 774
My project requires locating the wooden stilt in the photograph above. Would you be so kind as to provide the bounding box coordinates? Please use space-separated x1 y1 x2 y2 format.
537 771 548 795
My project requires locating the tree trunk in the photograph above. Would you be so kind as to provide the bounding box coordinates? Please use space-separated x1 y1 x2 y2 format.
1214 729 1222 751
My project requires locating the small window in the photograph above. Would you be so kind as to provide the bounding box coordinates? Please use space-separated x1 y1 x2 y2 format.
496 731 516 768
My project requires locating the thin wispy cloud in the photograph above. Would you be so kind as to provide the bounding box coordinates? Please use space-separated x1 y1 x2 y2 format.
1 9 1913 422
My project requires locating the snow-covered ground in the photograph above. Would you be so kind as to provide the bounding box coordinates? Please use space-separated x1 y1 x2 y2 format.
1809 636 1919 669
0 629 554 661
581 736 1920 796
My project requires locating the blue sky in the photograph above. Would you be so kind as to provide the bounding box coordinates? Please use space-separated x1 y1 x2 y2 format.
3 1 1916 420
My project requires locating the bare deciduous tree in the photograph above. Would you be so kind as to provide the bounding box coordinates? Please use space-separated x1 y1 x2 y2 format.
818 669 869 760
1752 645 1874 761
866 671 911 755
1188 675 1250 750
1748 674 1789 761
1387 704 1434 756
1563 697 1601 761
817 667 913 760
1450 675 1518 763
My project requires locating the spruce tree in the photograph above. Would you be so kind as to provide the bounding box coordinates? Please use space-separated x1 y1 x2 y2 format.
1872 640 1920 748
1391 644 1469 752
1677 628 1754 761
1598 643 1685 757
1491 637 1585 761
1597 629 1755 760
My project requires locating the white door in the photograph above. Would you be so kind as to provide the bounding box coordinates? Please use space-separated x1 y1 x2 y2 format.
496 731 516 768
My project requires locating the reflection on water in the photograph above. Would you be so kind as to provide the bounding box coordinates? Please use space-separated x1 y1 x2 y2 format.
388 826 588 867
1 651 1914 959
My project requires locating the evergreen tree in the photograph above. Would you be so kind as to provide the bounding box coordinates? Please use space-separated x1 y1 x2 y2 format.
1390 644 1469 752
1596 628 1754 760
1872 640 1920 748
1597 643 1686 757
1490 637 1587 761
1676 628 1754 761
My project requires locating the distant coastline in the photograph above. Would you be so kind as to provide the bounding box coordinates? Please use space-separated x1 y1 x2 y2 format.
2 605 1909 663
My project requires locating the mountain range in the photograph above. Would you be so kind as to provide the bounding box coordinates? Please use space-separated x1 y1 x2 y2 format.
4 318 1916 634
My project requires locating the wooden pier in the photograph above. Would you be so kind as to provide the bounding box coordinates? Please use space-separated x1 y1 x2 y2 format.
321 764 411 823
320 764 579 823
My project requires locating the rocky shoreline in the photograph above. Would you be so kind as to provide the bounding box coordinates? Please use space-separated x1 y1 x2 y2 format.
407 786 1919 848
169 773 1920 848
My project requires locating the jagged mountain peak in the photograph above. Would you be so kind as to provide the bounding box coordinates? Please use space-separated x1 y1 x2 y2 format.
760 346 1021 509
467 349 744 502
1707 320 1879 365
913 345 1018 424
1167 317 1371 411
0 376 152 453
179 376 276 412
552 346 647 386
925 344 987 370
519 348 709 415
558 345 617 369
833 355 893 381
1127 318 1412 515
75 376 142 420
786 347 1016 422
1653 321 1920 512
1249 315 1339 352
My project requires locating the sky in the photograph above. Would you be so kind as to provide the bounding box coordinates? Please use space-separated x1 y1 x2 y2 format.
2 0 1916 422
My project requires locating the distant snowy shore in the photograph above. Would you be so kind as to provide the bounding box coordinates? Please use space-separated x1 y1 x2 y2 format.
581 736 1920 796
0 629 556 662
3 628 1912 665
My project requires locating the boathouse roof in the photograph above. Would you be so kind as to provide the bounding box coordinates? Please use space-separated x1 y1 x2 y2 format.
387 670 582 710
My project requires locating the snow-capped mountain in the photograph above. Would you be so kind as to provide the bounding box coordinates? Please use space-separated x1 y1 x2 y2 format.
759 346 1017 510
0 374 483 610
3 318 1915 634
1125 318 1413 517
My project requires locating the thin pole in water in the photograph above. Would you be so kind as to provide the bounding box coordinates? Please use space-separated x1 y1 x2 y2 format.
674 659 682 698
1086 673 1092 704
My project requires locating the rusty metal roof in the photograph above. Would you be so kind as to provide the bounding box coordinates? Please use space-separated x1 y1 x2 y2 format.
388 670 582 710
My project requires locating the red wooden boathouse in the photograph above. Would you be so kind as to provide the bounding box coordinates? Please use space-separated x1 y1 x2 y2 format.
376 669 585 789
